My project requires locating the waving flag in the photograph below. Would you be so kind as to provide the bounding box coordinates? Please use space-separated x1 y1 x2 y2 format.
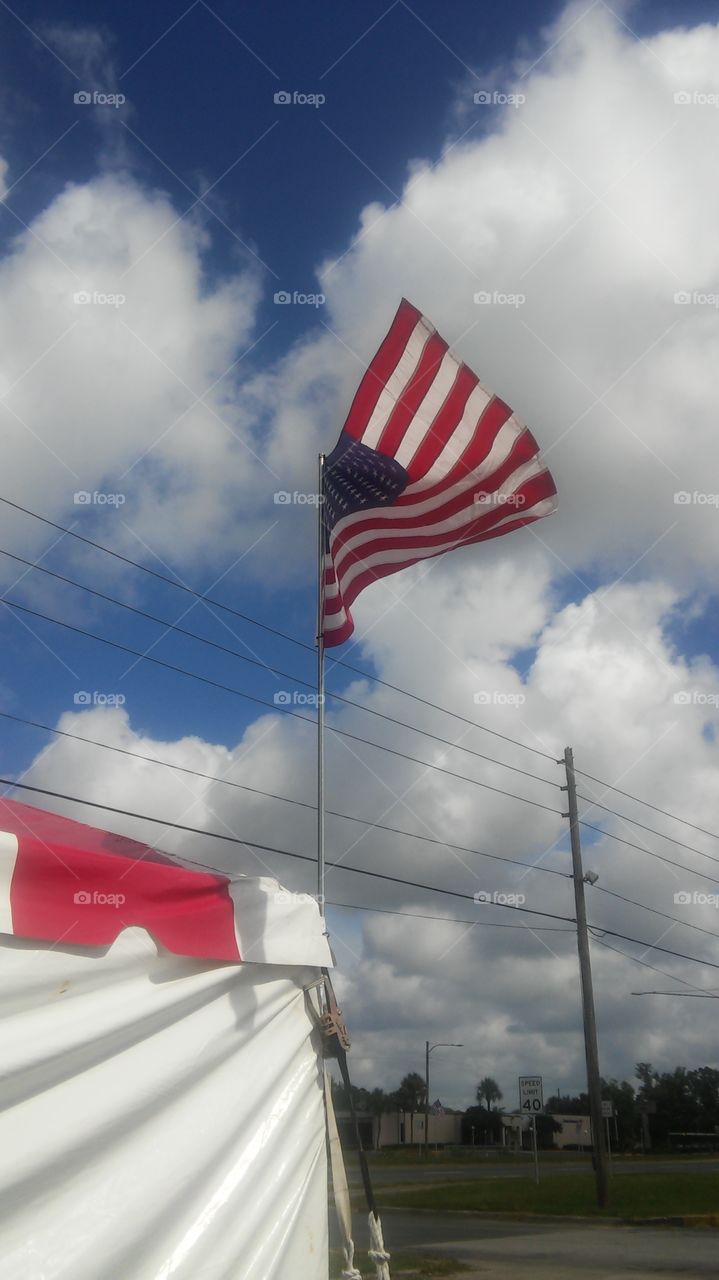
321 299 557 646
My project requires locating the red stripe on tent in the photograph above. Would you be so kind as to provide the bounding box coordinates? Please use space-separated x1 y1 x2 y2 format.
0 798 241 961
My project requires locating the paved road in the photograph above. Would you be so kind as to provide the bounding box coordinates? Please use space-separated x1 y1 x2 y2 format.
372 1211 719 1278
347 1156 719 1186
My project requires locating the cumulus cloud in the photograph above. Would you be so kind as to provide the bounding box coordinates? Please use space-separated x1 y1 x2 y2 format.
20 572 719 1099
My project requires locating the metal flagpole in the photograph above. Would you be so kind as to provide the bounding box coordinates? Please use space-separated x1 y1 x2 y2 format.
316 453 327 918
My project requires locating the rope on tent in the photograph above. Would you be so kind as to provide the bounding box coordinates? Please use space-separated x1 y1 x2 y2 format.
323 1069 362 1279
341 1239 363 1280
318 972 392 1279
368 1212 391 1280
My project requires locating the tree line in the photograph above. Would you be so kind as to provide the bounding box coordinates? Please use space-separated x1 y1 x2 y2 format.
332 1063 719 1150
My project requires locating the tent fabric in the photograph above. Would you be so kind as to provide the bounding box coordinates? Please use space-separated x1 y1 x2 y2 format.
0 927 329 1280
0 799 331 967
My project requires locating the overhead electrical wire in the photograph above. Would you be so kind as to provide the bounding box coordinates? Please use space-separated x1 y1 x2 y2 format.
6 709 719 944
1 494 714 844
0 774 574 927
0 547 559 793
576 791 719 864
1 777 718 974
327 901 576 932
579 820 719 884
592 883 719 942
0 494 558 762
590 933 719 995
0 597 565 818
0 708 567 881
5 716 716 947
574 768 719 845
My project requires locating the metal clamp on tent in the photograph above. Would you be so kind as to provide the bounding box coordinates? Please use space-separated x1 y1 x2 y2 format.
319 971 351 1056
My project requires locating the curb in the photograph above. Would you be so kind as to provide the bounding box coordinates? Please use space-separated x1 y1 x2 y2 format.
621 1213 719 1228
379 1207 719 1228
379 1207 625 1225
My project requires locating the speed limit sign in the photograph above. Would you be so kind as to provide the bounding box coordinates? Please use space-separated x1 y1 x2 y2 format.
519 1076 544 1114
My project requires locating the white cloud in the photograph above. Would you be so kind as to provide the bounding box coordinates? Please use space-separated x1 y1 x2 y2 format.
0 167 267 575
19 572 719 1100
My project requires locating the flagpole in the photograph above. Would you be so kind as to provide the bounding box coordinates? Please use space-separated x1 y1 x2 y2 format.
316 452 327 920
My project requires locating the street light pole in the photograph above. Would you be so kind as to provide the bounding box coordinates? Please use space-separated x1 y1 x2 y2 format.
424 1041 463 1158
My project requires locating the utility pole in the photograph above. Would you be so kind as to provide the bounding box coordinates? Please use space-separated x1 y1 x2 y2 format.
562 746 609 1209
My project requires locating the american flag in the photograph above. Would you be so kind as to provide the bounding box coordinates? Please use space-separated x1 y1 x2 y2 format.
321 299 557 647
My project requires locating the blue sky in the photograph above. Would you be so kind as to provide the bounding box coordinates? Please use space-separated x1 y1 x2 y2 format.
2 0 719 1096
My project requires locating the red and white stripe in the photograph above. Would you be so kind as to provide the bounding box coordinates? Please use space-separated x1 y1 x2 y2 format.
0 799 331 968
323 299 557 645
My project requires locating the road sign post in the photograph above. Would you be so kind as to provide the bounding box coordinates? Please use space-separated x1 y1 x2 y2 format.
601 1100 614 1160
519 1076 543 1184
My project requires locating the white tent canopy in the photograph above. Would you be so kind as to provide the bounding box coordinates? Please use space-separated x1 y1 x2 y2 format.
0 799 332 1280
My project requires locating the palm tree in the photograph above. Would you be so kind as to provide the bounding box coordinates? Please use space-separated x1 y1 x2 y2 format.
394 1072 427 1146
477 1076 503 1112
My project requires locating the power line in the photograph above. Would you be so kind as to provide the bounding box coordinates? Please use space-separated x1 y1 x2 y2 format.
0 493 558 763
2 776 718 974
0 708 568 880
7 710 719 948
0 775 575 927
577 791 719 864
327 901 576 932
591 933 718 996
4 497 718 846
593 883 719 942
0 547 558 793
579 820 719 886
574 767 719 845
586 924 719 973
3 495 714 842
1 597 564 818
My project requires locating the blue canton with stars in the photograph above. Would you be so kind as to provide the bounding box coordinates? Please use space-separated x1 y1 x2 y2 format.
323 435 409 549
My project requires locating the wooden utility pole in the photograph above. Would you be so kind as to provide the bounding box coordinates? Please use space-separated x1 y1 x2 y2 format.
563 746 609 1208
